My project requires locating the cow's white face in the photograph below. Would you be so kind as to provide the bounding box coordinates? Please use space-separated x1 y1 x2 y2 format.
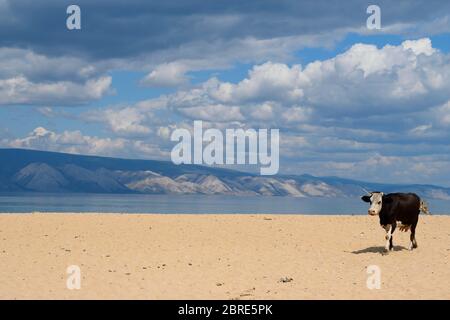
362 192 384 216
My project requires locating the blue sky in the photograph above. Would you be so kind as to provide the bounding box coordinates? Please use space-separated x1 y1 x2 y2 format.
1 0 450 186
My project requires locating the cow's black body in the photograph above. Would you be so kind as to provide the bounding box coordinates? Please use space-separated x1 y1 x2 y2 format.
378 193 420 227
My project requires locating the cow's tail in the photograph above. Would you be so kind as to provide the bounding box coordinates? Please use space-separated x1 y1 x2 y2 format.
420 200 431 215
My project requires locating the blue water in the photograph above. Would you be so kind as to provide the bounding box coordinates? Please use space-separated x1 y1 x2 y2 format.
0 193 448 214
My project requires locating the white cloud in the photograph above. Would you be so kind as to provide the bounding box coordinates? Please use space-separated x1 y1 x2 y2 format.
212 62 305 104
297 39 450 114
13 37 449 185
36 107 55 117
78 38 450 164
0 48 100 81
281 106 311 123
247 102 276 121
131 37 450 136
402 38 435 56
0 47 113 106
82 97 169 136
409 124 432 136
177 104 245 122
435 101 450 126
0 75 112 106
141 62 189 87
286 153 450 186
157 126 173 140
159 38 450 124
96 107 151 136
5 127 167 159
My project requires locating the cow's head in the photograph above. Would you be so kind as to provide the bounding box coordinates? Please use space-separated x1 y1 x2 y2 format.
361 192 384 216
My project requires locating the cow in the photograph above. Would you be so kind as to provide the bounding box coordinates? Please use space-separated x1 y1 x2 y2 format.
361 192 430 252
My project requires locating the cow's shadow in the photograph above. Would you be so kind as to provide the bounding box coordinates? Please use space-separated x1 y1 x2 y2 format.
350 245 408 255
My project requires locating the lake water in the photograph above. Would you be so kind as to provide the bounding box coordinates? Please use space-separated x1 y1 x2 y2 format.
0 193 449 214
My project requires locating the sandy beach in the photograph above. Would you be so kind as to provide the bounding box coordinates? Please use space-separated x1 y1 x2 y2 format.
0 213 449 300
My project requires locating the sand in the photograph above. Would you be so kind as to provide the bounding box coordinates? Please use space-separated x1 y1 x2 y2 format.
0 213 449 300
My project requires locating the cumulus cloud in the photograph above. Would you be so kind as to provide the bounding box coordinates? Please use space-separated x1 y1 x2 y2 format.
131 38 450 137
4 127 167 159
2 1 448 107
0 48 112 106
0 48 101 82
82 98 169 136
196 38 450 119
85 107 152 136
141 62 189 87
0 75 112 106
177 104 245 122
214 62 305 103
79 39 450 167
281 106 311 123
2 0 449 90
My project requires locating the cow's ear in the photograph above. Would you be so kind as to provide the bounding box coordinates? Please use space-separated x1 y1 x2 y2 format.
361 195 371 203
383 196 393 204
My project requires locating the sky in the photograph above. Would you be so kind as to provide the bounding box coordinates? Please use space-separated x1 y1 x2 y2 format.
1 0 450 185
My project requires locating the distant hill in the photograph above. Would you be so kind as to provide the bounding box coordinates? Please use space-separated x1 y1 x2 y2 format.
1 148 449 200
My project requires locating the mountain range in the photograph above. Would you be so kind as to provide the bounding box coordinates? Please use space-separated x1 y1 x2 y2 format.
1 148 449 200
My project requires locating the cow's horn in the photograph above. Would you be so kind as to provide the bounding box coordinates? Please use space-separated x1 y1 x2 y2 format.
360 187 371 194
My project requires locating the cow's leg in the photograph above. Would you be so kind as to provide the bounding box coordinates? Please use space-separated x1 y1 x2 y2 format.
409 222 418 250
384 224 393 252
389 222 396 251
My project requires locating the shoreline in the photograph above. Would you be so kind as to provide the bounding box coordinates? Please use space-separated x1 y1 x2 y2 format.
2 212 450 216
0 213 449 299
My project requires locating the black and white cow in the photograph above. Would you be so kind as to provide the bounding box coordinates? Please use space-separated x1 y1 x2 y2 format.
361 192 430 252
